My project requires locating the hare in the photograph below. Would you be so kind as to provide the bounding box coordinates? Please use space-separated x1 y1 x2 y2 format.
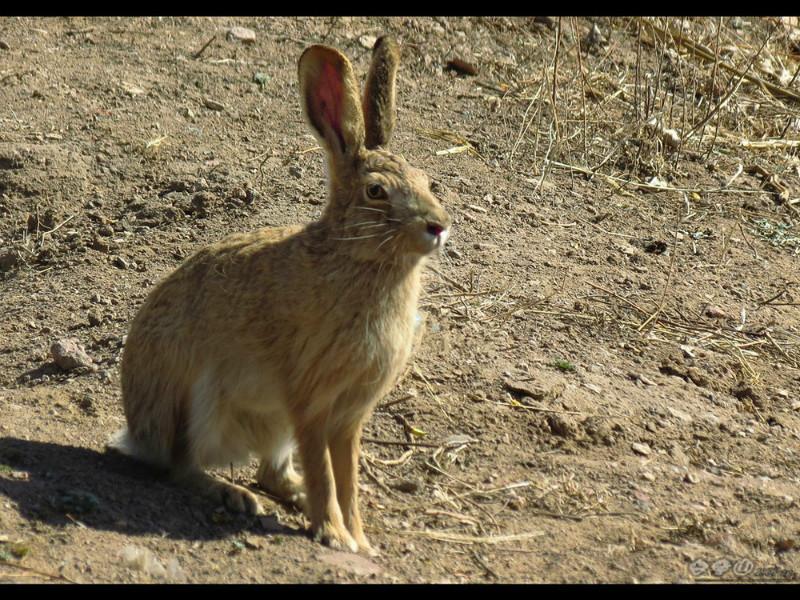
110 36 451 554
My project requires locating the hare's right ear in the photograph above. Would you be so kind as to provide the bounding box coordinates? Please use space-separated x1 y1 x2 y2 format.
363 36 401 149
299 45 365 164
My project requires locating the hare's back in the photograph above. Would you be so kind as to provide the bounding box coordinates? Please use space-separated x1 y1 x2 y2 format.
123 223 305 373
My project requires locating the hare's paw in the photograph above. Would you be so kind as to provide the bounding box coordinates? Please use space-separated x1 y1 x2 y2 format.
356 539 381 558
256 463 306 512
286 488 307 514
219 482 264 516
177 469 265 516
313 521 359 553
355 535 379 557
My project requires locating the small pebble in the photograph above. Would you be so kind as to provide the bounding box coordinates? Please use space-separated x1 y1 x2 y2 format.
507 494 526 511
358 34 377 49
704 305 727 319
227 26 256 44
391 479 420 494
120 546 144 570
0 40 9 50
166 557 187 583
57 489 101 513
445 58 478 77
667 406 692 422
582 382 602 394
0 250 20 272
203 98 225 111
547 414 577 438
469 390 487 402
113 256 129 270
631 442 651 456
638 374 655 386
684 472 699 484
669 443 689 466
51 338 95 371
120 545 166 578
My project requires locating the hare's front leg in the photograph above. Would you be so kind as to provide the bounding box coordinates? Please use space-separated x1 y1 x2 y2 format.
295 414 358 552
329 424 374 555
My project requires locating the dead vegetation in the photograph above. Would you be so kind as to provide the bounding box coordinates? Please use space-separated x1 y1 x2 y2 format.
418 16 800 395
1 16 799 583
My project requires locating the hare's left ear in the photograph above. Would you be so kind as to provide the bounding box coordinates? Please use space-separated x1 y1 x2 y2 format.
362 36 401 150
299 45 365 163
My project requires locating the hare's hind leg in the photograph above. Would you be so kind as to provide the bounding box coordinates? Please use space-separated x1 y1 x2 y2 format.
174 467 265 515
255 430 306 511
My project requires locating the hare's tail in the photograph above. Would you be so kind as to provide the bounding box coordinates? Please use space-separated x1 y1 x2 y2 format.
107 427 165 467
107 427 136 455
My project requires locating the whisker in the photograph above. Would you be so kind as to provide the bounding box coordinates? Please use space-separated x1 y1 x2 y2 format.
342 221 390 230
353 206 402 224
333 233 386 241
360 223 392 230
386 235 401 259
376 234 395 250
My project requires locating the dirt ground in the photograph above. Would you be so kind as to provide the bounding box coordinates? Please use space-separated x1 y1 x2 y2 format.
1 16 800 584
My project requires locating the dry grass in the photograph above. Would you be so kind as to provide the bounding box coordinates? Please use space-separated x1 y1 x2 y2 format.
420 16 800 384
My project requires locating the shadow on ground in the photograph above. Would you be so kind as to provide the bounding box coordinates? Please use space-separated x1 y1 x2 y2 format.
0 437 302 542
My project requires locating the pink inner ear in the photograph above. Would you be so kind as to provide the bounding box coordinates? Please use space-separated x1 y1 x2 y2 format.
314 62 346 151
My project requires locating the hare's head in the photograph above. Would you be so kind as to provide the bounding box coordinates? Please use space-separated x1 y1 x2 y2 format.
299 37 451 261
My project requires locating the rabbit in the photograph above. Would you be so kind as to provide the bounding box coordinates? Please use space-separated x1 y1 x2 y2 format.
109 36 451 554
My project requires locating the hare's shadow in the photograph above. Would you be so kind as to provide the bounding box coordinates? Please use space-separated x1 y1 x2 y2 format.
0 437 302 541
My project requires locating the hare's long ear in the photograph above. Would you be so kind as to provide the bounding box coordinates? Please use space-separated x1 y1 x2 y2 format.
299 45 365 164
363 36 400 149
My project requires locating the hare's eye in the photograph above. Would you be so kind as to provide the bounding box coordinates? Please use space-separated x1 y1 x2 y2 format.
366 184 388 200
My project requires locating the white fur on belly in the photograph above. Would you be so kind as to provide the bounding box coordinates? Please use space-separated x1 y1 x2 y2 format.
188 363 291 467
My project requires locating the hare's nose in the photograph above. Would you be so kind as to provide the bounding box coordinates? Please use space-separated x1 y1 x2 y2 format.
426 221 450 247
426 223 445 237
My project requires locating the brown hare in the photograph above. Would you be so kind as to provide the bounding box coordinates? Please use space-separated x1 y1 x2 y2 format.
110 36 451 554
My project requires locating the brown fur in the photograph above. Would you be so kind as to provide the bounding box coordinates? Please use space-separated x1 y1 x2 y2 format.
112 37 451 554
